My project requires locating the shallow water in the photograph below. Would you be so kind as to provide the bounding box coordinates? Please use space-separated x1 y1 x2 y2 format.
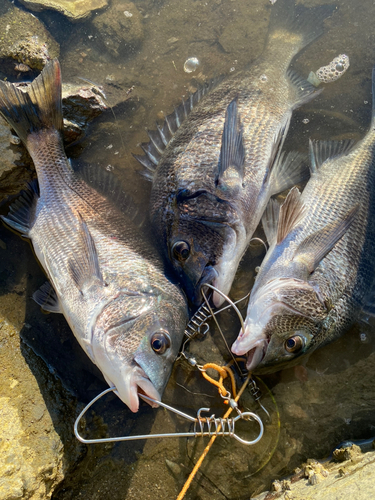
1 0 375 498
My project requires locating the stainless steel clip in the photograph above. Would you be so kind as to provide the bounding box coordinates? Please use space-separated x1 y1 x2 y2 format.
74 387 264 446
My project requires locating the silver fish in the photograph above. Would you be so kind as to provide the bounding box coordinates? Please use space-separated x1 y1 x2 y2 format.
232 68 375 372
136 0 333 306
0 61 188 412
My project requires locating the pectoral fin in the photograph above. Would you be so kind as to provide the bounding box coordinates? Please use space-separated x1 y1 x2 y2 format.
293 205 359 273
262 198 280 247
276 187 305 244
68 214 106 294
215 98 245 197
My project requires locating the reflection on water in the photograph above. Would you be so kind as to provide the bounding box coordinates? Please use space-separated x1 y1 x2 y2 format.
1 0 375 498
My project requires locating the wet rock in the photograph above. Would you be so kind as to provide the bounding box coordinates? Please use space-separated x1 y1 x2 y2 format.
0 297 80 500
62 83 108 143
0 117 33 202
252 449 375 500
19 0 108 22
0 4 59 70
91 2 144 58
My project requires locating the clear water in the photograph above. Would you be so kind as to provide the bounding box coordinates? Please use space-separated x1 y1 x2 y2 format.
1 0 375 499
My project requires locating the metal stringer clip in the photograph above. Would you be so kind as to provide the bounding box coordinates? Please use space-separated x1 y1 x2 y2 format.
74 387 264 445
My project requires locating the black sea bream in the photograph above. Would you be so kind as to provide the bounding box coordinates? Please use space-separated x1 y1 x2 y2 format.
0 61 188 412
137 0 334 306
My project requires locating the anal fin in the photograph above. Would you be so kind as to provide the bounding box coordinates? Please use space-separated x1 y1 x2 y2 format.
1 180 39 236
33 281 61 313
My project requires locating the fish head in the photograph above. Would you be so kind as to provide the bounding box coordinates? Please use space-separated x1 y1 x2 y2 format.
232 278 329 372
92 292 187 412
166 190 243 306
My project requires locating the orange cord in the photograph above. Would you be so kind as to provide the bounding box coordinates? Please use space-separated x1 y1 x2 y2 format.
176 370 252 500
201 363 237 401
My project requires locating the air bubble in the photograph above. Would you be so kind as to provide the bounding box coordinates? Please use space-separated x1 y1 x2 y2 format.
184 57 199 73
106 165 114 171
314 54 350 84
360 332 367 342
302 118 310 124
259 74 268 82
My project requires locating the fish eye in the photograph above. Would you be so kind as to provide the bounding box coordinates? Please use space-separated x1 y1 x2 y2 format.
150 330 171 354
172 241 190 262
284 335 304 353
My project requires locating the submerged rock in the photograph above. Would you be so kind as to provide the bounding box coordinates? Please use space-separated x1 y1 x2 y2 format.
19 0 108 22
62 83 108 143
0 4 59 70
91 2 144 58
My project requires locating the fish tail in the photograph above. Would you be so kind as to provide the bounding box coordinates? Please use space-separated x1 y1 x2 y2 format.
0 59 62 145
266 0 336 55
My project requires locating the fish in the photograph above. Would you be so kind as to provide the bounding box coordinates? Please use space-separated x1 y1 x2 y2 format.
0 60 188 412
231 67 375 372
135 0 334 307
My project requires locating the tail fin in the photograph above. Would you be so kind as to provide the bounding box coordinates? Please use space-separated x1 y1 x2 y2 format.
0 60 62 144
372 66 375 129
267 0 336 52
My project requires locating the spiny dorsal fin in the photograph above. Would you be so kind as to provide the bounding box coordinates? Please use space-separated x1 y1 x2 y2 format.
1 179 39 236
276 187 305 244
32 281 62 313
293 205 359 273
262 198 280 247
78 164 146 228
309 139 355 173
269 150 309 196
68 214 105 294
0 60 62 145
133 81 215 180
215 97 245 197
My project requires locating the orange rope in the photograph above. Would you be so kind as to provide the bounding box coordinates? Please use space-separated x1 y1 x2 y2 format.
201 363 237 400
176 371 252 500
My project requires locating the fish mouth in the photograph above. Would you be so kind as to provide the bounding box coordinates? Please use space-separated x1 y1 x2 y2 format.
232 334 269 371
109 364 161 413
196 266 219 303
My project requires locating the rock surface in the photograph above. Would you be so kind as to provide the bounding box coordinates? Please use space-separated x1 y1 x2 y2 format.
0 3 59 70
252 446 375 500
91 2 144 58
0 292 80 500
19 0 108 22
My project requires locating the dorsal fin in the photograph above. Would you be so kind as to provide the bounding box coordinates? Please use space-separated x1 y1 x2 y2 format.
133 81 216 180
293 205 359 273
262 198 280 247
1 179 39 236
309 139 355 173
276 187 305 244
215 98 245 197
77 163 146 228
